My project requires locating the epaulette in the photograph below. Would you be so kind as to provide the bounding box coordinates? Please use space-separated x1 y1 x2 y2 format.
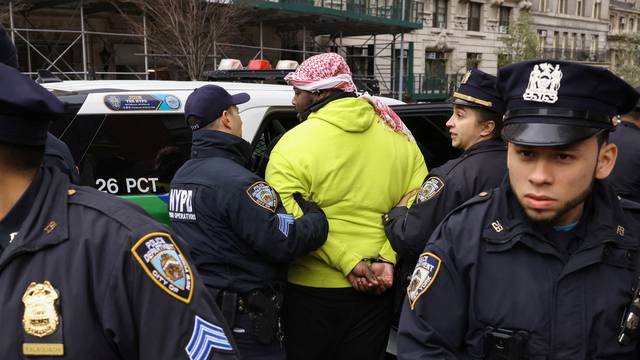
620 197 640 213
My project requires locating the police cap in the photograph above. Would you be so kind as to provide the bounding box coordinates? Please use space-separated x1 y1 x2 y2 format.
0 63 65 146
498 60 639 146
452 69 505 116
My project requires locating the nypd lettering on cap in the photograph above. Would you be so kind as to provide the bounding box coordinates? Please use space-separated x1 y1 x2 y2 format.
131 232 194 303
246 181 278 212
416 177 445 204
186 316 234 359
523 63 562 104
407 252 442 310
169 188 197 222
276 213 295 237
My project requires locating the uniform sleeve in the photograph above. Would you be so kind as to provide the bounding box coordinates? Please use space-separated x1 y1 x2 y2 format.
224 180 328 263
397 223 468 360
101 228 240 360
266 149 362 276
385 171 465 262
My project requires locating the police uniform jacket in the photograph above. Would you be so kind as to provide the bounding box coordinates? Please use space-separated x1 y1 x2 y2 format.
398 178 640 359
169 130 328 294
608 121 640 203
385 138 507 260
0 165 239 359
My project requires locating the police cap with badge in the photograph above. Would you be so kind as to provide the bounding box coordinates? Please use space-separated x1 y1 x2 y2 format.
452 69 505 116
498 60 639 146
0 63 65 146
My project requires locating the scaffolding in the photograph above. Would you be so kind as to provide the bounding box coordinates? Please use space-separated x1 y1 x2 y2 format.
1 0 420 98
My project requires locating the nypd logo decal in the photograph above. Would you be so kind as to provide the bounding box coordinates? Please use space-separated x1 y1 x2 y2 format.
246 181 278 212
132 232 194 303
407 252 442 310
416 177 445 204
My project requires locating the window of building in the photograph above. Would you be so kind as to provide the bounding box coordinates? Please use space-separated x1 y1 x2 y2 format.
538 30 547 54
468 2 482 31
620 17 626 32
561 32 569 58
571 33 577 57
577 0 583 16
631 18 636 32
466 52 481 69
593 0 601 19
610 16 615 31
499 6 511 33
346 46 374 77
539 0 548 12
558 0 567 14
591 35 599 55
433 0 448 28
553 31 560 57
580 33 586 49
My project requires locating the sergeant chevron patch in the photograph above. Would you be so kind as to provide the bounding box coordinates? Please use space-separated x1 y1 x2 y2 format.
186 316 234 360
276 214 295 237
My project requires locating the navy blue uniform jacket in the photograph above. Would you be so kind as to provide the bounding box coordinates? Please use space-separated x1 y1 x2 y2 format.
0 166 239 359
398 178 640 359
609 121 640 203
169 130 328 293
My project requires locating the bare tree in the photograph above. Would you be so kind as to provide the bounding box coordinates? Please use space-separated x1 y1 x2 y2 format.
113 0 242 80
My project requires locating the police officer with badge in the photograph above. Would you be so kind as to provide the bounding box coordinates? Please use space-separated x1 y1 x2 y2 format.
398 60 640 359
0 65 239 358
384 69 507 313
608 87 640 203
170 85 329 359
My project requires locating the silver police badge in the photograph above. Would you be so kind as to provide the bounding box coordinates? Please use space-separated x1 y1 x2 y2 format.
416 177 445 204
523 62 562 104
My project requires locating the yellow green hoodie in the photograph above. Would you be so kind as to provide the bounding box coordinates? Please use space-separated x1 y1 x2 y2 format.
266 97 427 288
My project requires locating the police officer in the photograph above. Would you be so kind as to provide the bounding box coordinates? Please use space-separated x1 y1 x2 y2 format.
169 85 329 359
0 65 239 358
608 87 640 203
398 60 640 359
384 69 507 315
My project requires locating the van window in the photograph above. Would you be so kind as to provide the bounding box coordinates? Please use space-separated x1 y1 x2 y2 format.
251 108 299 177
78 114 191 195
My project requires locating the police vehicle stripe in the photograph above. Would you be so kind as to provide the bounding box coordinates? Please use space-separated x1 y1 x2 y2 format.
277 213 295 237
186 316 233 360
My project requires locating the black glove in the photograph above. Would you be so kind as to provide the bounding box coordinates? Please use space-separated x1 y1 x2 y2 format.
293 192 324 215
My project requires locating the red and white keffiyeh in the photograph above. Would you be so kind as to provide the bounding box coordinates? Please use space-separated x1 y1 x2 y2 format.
285 53 413 140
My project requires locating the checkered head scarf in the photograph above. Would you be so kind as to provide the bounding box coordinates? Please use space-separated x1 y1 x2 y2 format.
285 53 413 140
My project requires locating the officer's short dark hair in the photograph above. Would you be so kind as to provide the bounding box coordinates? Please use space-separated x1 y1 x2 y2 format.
474 107 503 140
0 141 45 171
596 130 610 147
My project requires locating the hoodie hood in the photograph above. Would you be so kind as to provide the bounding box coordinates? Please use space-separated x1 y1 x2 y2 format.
310 97 379 133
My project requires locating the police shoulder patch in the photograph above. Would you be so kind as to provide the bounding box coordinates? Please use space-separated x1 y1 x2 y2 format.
407 252 442 310
131 232 194 304
246 181 278 212
416 176 445 204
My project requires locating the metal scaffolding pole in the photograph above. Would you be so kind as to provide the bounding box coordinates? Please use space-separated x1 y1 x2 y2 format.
8 1 15 43
80 0 87 80
143 13 149 80
302 26 306 60
398 0 405 100
260 21 264 59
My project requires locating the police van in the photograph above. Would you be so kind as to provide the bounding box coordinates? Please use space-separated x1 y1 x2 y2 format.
45 80 456 224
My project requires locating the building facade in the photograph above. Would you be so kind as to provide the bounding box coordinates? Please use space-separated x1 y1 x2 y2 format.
608 0 640 70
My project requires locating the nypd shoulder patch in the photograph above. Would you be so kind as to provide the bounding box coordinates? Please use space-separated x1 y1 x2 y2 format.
131 232 194 304
416 176 445 204
186 316 234 359
407 252 442 310
246 181 279 212
276 213 295 237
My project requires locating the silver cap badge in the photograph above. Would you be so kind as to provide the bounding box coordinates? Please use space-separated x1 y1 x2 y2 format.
523 63 562 104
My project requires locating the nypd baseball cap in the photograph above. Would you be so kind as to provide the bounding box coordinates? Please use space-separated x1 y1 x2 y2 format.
451 69 505 116
498 60 639 146
185 85 250 131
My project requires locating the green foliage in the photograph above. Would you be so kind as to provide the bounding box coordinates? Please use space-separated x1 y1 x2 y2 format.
614 33 640 87
496 11 539 68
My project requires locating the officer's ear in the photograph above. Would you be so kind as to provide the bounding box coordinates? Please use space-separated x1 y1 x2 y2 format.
479 120 496 137
219 109 233 131
595 141 618 180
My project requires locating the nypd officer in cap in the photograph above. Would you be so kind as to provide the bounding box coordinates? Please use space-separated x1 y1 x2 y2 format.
384 69 507 316
398 60 640 359
608 86 640 203
0 64 239 359
170 85 329 359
